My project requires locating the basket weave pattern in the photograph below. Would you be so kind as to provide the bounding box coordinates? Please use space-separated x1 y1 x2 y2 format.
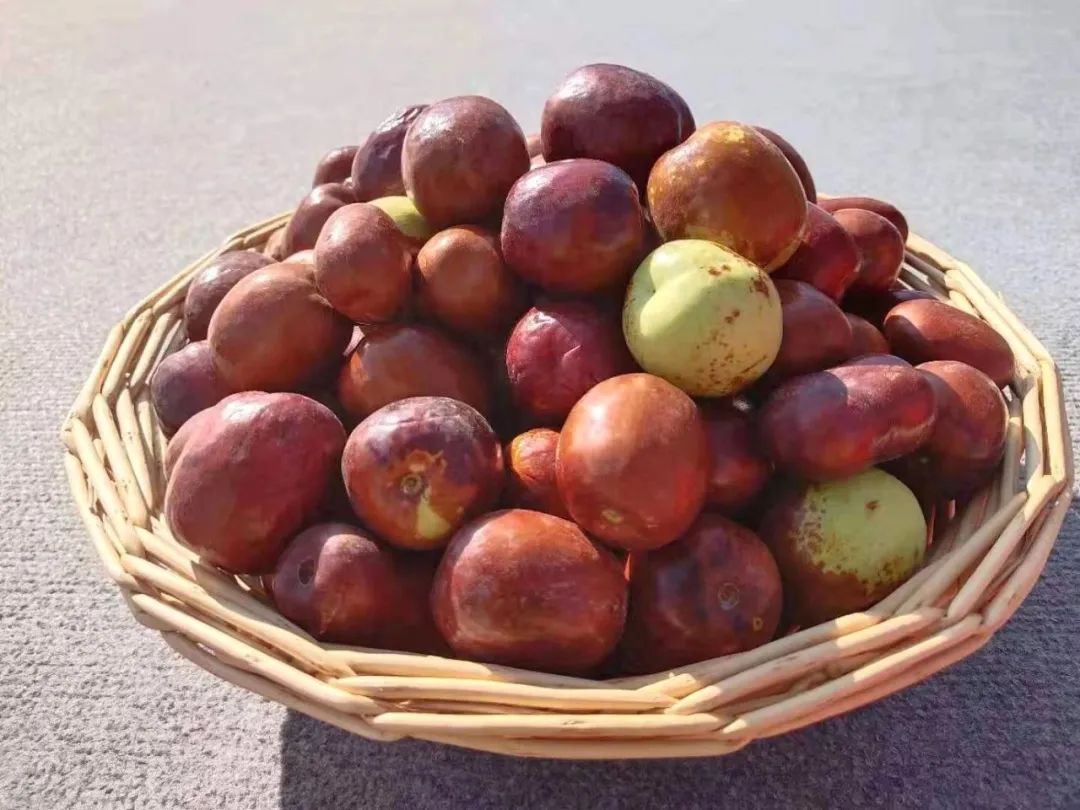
61 211 1074 759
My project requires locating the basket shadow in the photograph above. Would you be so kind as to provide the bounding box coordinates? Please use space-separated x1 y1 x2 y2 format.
278 500 1080 809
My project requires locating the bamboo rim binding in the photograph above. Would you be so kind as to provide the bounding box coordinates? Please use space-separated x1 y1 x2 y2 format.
60 211 1075 760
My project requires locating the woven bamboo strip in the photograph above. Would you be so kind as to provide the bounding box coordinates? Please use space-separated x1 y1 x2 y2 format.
115 389 153 508
66 417 142 556
983 491 1074 631
60 215 1070 759
66 323 124 428
128 311 179 395
134 391 162 507
130 594 386 715
411 733 749 760
895 490 1028 614
668 608 943 715
326 647 620 692
369 711 722 739
101 309 153 403
614 612 882 696
121 555 353 678
1001 393 1024 503
946 478 1065 620
1020 380 1046 482
760 634 991 740
163 634 395 743
400 699 553 716
719 614 983 739
332 675 671 712
63 454 138 590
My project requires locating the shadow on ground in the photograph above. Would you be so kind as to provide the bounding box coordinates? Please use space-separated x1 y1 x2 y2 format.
279 503 1079 809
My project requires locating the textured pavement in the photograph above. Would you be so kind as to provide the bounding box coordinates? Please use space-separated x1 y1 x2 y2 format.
1 1 1078 807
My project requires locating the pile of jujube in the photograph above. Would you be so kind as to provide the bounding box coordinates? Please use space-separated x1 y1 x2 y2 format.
154 63 1013 676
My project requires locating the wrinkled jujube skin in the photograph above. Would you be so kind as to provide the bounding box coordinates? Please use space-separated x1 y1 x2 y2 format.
700 402 772 516
341 396 504 551
281 182 356 257
431 509 627 674
150 340 234 433
763 280 854 386
620 513 782 673
416 225 527 338
208 262 353 393
336 323 493 421
313 203 413 323
402 96 529 228
754 126 816 202
312 145 358 188
846 313 890 357
504 300 636 426
541 63 692 189
504 428 568 518
819 195 909 242
888 360 1008 499
501 159 646 294
759 354 938 481
183 251 275 340
558 373 708 551
842 285 937 328
647 122 808 271
350 104 428 201
833 208 905 293
884 299 1015 387
271 522 447 654
773 203 859 301
165 392 346 573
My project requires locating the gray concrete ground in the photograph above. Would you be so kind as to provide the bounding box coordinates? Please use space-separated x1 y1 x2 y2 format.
2 1 1078 807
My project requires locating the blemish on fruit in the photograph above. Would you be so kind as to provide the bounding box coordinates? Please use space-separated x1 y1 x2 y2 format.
601 508 624 524
717 581 741 609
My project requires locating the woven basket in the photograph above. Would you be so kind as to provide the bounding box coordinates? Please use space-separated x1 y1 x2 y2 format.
61 211 1074 760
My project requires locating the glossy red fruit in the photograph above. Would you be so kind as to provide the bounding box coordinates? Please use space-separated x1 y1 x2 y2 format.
150 341 233 433
504 428 568 518
773 203 859 301
431 509 627 674
281 182 356 257
700 403 771 515
541 63 692 189
755 127 816 202
313 203 413 323
184 251 274 340
833 209 905 293
416 225 527 338
312 145 358 187
504 301 636 426
759 354 938 481
272 522 447 653
764 280 853 386
336 323 493 421
351 105 428 201
890 360 1008 498
846 313 890 357
341 397 504 550
558 373 708 551
501 159 645 294
883 299 1015 387
402 96 529 228
621 513 782 673
165 393 346 573
819 196 909 241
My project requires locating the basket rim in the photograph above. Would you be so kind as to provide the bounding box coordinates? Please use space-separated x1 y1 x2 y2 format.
59 207 1075 759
